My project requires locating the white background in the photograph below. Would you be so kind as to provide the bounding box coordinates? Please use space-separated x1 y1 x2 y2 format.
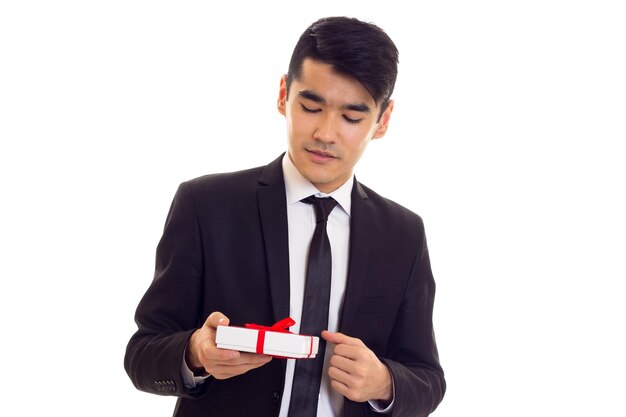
1 1 625 416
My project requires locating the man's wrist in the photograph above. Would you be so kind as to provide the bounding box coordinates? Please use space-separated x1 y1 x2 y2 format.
181 343 211 390
376 361 394 401
369 361 395 413
184 330 206 373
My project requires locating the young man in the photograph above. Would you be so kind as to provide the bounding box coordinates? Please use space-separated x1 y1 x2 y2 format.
125 16 445 417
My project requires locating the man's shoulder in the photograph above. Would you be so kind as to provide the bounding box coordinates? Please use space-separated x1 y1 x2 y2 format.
167 165 268 211
184 164 266 191
182 154 283 194
357 181 425 227
172 155 284 209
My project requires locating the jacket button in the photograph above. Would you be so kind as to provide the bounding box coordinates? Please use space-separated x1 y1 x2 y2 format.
272 391 281 404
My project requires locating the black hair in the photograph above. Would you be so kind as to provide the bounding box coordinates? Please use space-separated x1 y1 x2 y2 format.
286 16 399 117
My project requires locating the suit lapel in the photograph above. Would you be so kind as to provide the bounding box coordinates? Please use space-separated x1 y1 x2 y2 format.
339 181 373 332
257 155 291 323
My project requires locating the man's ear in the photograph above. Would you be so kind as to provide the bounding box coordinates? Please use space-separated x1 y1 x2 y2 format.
277 75 288 116
373 100 394 139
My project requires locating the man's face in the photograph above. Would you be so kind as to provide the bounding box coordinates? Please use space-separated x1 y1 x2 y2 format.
277 58 393 193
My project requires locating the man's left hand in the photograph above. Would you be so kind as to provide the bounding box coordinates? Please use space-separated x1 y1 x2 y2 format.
321 330 393 403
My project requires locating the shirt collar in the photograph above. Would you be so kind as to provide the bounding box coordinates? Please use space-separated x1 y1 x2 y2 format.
282 153 353 216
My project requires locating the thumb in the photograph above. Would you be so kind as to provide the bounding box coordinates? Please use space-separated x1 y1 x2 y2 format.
205 311 230 329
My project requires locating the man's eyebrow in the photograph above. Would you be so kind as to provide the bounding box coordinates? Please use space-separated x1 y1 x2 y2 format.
298 89 371 113
298 90 325 104
343 103 371 113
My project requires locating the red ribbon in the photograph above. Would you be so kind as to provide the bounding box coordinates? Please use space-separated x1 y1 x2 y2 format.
245 317 313 357
245 317 296 333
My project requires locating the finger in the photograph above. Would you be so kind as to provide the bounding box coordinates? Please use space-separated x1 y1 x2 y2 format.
329 354 356 374
328 365 373 404
332 343 369 360
327 361 354 385
329 378 352 398
329 378 369 403
239 352 273 363
214 352 272 366
322 330 364 347
212 358 272 380
205 311 230 328
211 355 273 379
207 345 241 361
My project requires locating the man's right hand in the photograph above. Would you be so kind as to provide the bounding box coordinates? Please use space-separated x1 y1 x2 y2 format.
185 311 272 380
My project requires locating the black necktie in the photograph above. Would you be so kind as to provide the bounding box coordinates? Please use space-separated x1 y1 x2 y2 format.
288 195 338 417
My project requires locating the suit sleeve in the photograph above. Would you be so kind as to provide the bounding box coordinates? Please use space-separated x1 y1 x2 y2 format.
124 182 210 398
381 218 446 417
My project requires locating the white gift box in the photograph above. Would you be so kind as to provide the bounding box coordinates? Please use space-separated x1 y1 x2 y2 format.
215 320 319 359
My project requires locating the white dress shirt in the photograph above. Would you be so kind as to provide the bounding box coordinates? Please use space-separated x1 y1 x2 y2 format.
279 154 352 417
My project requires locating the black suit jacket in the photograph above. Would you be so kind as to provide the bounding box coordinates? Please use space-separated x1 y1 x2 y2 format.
125 154 445 417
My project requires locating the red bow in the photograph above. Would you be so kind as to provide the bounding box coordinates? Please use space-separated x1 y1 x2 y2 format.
244 317 302 357
245 317 295 333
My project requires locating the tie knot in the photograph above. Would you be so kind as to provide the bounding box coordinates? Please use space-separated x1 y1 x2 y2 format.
301 196 338 223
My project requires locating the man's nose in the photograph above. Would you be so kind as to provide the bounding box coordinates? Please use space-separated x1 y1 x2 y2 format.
313 113 338 143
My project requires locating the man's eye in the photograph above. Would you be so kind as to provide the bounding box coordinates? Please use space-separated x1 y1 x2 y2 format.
343 115 362 125
300 104 321 113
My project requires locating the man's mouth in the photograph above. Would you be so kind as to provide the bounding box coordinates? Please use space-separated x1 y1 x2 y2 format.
306 149 337 161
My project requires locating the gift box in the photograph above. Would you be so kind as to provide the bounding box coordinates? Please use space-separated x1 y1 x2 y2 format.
215 317 319 359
